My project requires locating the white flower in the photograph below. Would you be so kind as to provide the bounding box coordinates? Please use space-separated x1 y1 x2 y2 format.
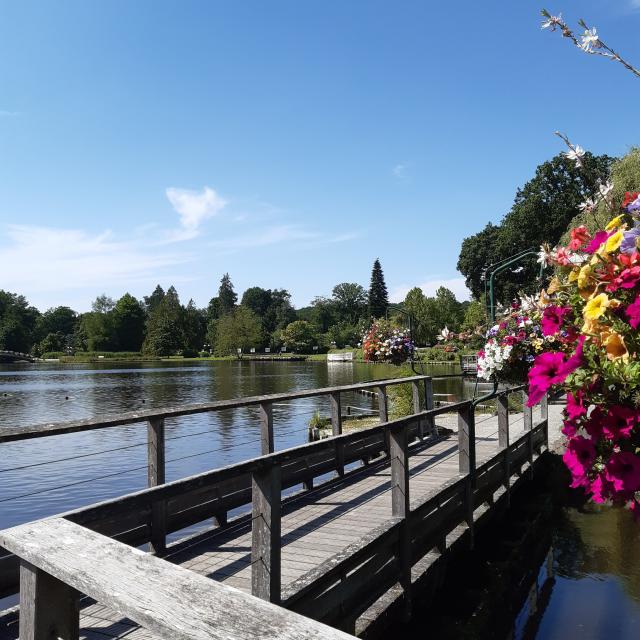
541 13 562 30
537 244 554 265
579 198 597 213
580 27 600 52
564 145 585 168
598 181 614 199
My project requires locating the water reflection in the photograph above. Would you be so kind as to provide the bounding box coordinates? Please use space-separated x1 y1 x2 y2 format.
402 480 640 640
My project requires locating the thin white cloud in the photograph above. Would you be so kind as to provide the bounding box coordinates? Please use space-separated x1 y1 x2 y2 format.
165 186 227 237
0 224 192 309
0 110 20 117
392 162 410 181
390 277 471 303
630 0 640 8
209 225 358 254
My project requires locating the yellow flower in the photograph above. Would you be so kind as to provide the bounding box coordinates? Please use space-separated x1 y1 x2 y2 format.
584 293 610 320
604 332 628 361
605 215 624 231
603 230 623 254
577 264 591 289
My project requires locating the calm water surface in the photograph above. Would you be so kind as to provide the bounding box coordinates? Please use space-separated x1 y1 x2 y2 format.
0 359 473 530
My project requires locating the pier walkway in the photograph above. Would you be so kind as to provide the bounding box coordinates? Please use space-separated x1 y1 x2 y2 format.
0 376 559 639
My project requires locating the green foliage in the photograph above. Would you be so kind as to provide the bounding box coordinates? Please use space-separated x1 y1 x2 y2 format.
457 152 614 303
143 287 184 356
112 294 146 351
0 290 40 352
326 321 363 349
143 285 165 313
401 286 465 345
460 299 486 332
280 320 318 353
308 411 330 430
214 306 263 355
561 148 640 240
331 283 367 324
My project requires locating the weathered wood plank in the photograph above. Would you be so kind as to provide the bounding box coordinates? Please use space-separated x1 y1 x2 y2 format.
252 463 282 604
260 402 274 456
19 560 80 640
1 519 356 640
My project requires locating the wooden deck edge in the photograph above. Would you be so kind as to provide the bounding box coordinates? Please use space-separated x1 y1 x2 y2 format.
355 450 550 639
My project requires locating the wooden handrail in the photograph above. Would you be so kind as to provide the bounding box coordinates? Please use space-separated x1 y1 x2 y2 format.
0 375 431 443
0 518 355 640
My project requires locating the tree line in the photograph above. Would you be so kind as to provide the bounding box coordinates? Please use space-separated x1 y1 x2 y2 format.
0 258 468 357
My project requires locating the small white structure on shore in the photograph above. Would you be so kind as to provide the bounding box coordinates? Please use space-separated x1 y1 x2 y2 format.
327 352 354 362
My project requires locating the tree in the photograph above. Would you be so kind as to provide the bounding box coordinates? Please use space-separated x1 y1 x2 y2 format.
218 274 237 316
79 312 116 351
457 152 614 304
112 294 146 351
241 287 272 318
0 291 40 352
461 300 486 333
214 307 263 355
92 294 115 314
331 283 367 325
306 297 337 333
35 306 77 341
143 286 184 356
281 320 318 353
183 299 207 355
144 285 165 313
368 259 389 318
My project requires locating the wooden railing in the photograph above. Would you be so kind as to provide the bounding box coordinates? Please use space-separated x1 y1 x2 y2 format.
1 382 549 636
0 517 355 640
0 375 434 600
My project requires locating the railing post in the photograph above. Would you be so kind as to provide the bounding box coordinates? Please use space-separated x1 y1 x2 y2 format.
457 404 476 477
541 392 549 447
389 419 411 621
411 380 422 440
523 390 534 476
330 392 344 477
497 394 510 506
424 377 435 437
458 403 475 548
148 417 167 554
251 461 281 605
378 385 389 453
19 560 80 640
260 402 274 455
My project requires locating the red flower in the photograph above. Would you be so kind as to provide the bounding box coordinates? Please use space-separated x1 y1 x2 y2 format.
623 192 640 208
625 294 640 329
568 225 590 251
606 266 640 292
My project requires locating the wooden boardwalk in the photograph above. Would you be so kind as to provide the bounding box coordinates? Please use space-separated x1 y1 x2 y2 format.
0 403 549 640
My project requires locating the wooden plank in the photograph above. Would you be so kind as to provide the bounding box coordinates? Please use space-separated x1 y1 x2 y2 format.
260 402 274 456
19 560 80 640
377 387 388 423
148 416 166 554
457 405 475 476
424 378 435 436
0 375 430 443
0 519 356 640
497 395 509 450
252 463 282 605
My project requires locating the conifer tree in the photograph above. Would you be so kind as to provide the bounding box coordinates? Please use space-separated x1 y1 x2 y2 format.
218 273 237 316
368 259 389 318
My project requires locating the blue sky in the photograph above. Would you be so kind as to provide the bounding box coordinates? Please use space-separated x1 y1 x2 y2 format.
1 0 639 312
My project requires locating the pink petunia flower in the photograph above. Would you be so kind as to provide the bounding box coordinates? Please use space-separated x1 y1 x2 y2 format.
605 451 640 494
563 436 596 485
606 266 640 293
602 405 638 441
625 294 640 329
584 230 611 254
566 390 587 422
541 305 571 336
527 352 571 405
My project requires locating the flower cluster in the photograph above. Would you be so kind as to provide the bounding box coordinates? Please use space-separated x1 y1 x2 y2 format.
528 191 640 514
362 320 415 365
477 301 544 382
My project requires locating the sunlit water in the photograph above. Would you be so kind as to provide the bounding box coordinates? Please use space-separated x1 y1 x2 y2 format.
0 359 474 530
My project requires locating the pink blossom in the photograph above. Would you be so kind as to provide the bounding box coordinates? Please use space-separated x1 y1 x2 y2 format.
589 474 613 503
555 247 573 266
563 436 596 485
606 266 640 293
584 230 611 254
602 406 638 441
541 305 571 336
625 294 640 329
605 451 640 494
566 390 587 422
527 352 571 405
584 406 605 441
562 420 577 438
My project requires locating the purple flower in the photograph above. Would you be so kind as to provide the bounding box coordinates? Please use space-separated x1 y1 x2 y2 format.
621 223 640 254
628 195 640 213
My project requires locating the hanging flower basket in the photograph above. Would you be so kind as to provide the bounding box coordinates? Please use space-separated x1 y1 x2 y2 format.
362 320 415 365
531 191 640 515
477 299 544 384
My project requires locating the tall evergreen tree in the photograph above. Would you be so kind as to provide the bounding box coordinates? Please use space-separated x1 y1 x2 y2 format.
144 285 165 314
367 259 389 318
217 273 237 316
